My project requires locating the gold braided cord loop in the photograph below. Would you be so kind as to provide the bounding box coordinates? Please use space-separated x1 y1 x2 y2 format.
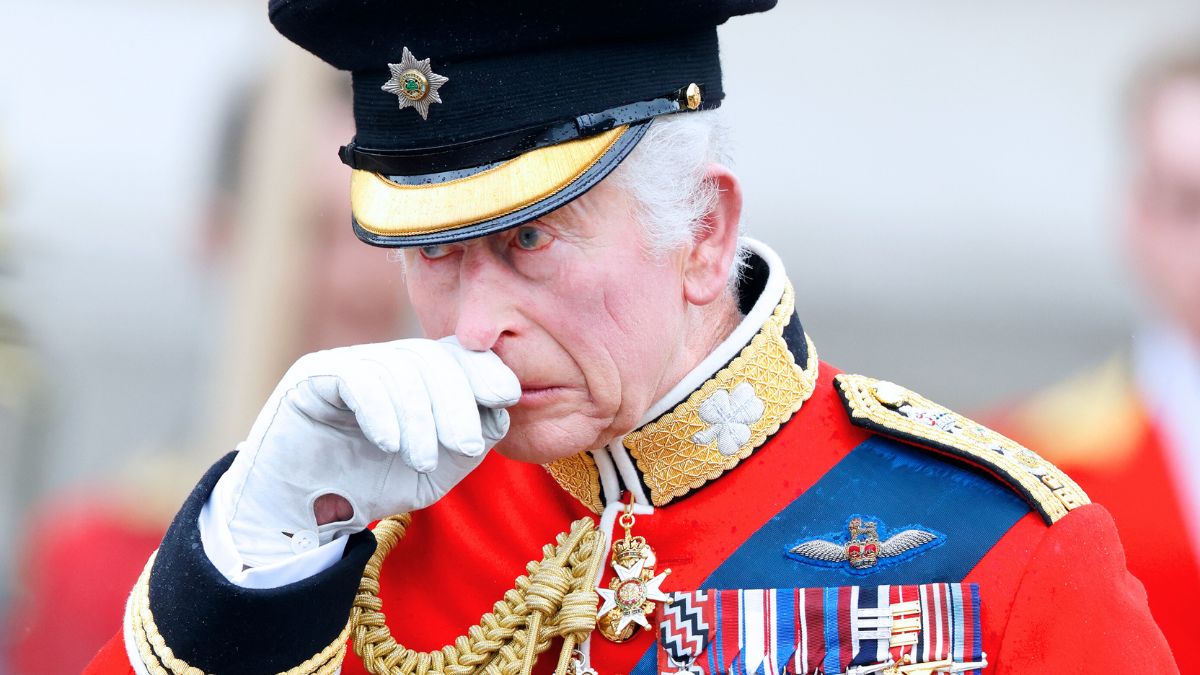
351 514 605 675
128 551 349 675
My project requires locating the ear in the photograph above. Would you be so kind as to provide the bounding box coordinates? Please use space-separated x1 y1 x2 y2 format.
682 163 743 306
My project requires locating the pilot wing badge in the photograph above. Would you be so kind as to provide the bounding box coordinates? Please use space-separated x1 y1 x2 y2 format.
787 516 945 575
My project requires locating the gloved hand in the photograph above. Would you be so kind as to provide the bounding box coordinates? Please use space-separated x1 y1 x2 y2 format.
211 337 521 568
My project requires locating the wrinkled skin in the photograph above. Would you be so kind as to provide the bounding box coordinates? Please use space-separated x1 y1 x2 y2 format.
402 166 744 464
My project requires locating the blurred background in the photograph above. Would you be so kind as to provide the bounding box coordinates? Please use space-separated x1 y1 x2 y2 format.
1 1 1198 672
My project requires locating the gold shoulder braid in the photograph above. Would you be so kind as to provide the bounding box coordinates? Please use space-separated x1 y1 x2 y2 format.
834 373 1090 525
129 516 604 675
352 515 606 675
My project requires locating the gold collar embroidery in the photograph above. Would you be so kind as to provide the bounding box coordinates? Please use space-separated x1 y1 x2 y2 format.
545 282 819 512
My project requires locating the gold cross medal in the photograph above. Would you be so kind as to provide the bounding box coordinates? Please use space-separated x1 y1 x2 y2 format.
596 506 671 642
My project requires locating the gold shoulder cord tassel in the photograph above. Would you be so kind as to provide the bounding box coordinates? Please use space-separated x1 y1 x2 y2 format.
352 515 607 675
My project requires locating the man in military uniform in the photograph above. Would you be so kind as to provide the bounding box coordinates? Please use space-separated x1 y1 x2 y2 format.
85 2 1176 673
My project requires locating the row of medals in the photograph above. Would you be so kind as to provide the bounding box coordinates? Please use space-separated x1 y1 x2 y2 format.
589 510 939 675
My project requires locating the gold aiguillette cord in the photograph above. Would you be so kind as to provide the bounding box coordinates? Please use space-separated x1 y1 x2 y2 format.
351 514 606 675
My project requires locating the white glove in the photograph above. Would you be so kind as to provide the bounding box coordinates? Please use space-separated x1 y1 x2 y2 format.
212 337 520 568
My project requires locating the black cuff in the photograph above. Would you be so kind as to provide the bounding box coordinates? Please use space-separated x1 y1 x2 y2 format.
146 451 377 674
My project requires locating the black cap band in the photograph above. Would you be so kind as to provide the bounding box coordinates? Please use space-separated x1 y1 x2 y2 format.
346 28 723 171
340 84 717 175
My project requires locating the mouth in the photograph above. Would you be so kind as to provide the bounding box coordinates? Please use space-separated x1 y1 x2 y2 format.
518 385 570 406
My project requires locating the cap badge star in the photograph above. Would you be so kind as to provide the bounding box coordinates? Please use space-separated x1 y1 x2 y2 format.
381 47 449 120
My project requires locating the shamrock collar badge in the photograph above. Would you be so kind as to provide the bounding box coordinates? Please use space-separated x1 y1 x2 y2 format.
381 47 449 120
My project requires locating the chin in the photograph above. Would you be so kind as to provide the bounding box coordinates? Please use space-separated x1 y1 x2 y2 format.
492 416 606 465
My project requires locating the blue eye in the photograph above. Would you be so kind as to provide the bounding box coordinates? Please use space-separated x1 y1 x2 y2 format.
419 244 451 260
514 225 552 251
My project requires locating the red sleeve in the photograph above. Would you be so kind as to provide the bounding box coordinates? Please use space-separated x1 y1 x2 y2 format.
83 632 136 675
994 503 1178 673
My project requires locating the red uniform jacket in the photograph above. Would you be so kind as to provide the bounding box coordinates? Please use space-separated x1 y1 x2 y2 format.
991 356 1198 672
86 366 1175 674
84 269 1175 674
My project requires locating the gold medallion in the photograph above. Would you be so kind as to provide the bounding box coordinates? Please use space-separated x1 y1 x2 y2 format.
398 69 429 101
596 505 671 642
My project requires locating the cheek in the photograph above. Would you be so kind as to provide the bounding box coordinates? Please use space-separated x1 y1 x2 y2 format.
596 257 686 342
553 263 686 398
1167 232 1200 300
555 244 681 322
1147 226 1200 281
404 266 458 337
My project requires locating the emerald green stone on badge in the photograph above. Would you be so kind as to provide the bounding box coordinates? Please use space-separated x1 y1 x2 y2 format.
382 47 448 120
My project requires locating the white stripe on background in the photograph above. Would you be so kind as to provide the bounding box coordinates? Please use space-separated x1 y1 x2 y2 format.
798 588 809 674
743 589 766 674
933 584 945 661
765 590 779 675
877 585 890 664
953 585 966 664
849 585 861 660
920 584 932 663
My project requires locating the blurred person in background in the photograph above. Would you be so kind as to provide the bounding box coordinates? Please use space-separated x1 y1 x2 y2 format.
0 147 54 673
993 40 1200 668
1 51 414 674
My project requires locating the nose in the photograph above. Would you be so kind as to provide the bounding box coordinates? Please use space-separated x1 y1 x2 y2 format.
453 250 512 352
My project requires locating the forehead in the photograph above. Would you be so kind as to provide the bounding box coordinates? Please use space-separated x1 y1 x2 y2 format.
522 171 636 238
1144 78 1200 172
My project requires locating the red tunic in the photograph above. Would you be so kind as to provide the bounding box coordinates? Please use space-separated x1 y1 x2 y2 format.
86 363 1175 674
990 357 1199 672
5 498 164 675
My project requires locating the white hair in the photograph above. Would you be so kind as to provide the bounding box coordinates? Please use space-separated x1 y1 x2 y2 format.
608 110 747 283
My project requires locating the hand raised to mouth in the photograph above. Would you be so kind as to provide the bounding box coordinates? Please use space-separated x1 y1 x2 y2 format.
213 336 520 568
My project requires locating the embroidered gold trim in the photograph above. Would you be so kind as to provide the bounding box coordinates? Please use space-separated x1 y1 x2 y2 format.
835 373 1090 524
129 551 348 675
543 451 604 514
350 126 627 236
624 283 818 506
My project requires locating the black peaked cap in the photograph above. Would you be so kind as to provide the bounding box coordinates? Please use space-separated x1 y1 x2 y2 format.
269 0 777 247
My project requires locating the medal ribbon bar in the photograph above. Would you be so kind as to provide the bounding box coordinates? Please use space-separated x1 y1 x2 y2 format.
656 583 984 675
